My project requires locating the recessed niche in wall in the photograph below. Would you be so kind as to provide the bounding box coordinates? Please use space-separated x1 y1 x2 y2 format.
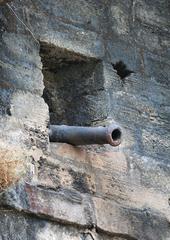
40 41 108 126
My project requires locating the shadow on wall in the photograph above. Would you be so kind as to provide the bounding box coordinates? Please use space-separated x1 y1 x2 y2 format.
40 41 109 126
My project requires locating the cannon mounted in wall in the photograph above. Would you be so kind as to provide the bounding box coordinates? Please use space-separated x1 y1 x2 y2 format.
49 124 122 147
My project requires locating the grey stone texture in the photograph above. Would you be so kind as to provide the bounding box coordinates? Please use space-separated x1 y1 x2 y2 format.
0 0 170 239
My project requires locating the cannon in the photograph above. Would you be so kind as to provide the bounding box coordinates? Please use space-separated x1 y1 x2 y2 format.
49 124 122 147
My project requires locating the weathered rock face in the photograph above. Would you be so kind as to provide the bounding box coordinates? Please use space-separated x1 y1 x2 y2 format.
0 0 170 240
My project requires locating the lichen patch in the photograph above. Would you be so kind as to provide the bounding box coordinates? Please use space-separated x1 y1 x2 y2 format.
0 148 26 191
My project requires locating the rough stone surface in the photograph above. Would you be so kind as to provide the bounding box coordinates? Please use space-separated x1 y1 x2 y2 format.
0 0 12 5
0 210 123 240
0 0 170 240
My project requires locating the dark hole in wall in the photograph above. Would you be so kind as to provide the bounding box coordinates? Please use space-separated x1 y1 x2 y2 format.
112 61 134 80
40 41 108 126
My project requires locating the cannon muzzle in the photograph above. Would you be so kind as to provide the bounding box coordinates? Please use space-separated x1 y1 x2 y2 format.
49 124 122 147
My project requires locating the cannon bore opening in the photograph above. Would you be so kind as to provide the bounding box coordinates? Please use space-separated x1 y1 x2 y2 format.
106 125 122 146
111 128 121 141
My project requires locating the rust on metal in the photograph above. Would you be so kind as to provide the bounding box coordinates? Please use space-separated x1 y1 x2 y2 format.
49 124 122 147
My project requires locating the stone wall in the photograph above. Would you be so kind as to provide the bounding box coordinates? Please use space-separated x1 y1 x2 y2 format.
0 1 170 239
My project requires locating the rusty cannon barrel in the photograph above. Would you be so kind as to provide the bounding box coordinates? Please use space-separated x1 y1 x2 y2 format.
49 124 122 147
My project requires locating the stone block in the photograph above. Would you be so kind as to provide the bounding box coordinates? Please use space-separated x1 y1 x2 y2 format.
0 182 95 228
93 196 170 240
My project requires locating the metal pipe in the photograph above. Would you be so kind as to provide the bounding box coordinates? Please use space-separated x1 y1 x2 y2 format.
49 124 122 147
